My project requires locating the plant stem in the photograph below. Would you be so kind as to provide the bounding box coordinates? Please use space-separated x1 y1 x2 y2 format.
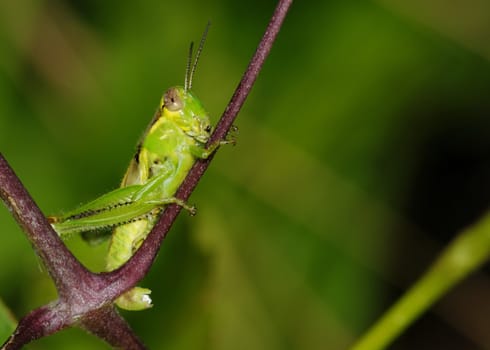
350 211 490 350
0 0 294 348
109 0 294 290
0 156 94 298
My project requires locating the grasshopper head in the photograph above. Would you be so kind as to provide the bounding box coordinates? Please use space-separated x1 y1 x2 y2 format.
158 24 212 144
160 86 212 144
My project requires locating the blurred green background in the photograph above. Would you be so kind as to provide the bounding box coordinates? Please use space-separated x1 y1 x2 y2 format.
1 0 489 349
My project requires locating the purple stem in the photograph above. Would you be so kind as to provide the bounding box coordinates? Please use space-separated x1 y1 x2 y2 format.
79 306 146 349
106 0 294 296
0 0 293 348
0 156 95 300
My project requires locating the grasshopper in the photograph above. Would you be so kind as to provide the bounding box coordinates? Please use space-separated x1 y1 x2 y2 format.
49 25 230 310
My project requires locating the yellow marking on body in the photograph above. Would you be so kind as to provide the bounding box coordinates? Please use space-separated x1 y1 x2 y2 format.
149 115 166 134
138 149 150 182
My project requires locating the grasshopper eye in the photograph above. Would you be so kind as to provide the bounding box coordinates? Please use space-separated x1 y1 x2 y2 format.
164 88 183 111
205 125 212 132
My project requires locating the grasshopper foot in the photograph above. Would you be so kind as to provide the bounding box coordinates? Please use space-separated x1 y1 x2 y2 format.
223 124 238 146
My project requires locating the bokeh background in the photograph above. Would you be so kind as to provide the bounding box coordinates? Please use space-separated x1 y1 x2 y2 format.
1 0 489 349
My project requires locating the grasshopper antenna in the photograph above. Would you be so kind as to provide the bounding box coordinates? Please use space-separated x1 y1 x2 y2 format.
185 21 211 92
184 42 194 92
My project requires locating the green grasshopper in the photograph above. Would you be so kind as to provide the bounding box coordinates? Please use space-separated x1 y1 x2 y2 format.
49 25 229 310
